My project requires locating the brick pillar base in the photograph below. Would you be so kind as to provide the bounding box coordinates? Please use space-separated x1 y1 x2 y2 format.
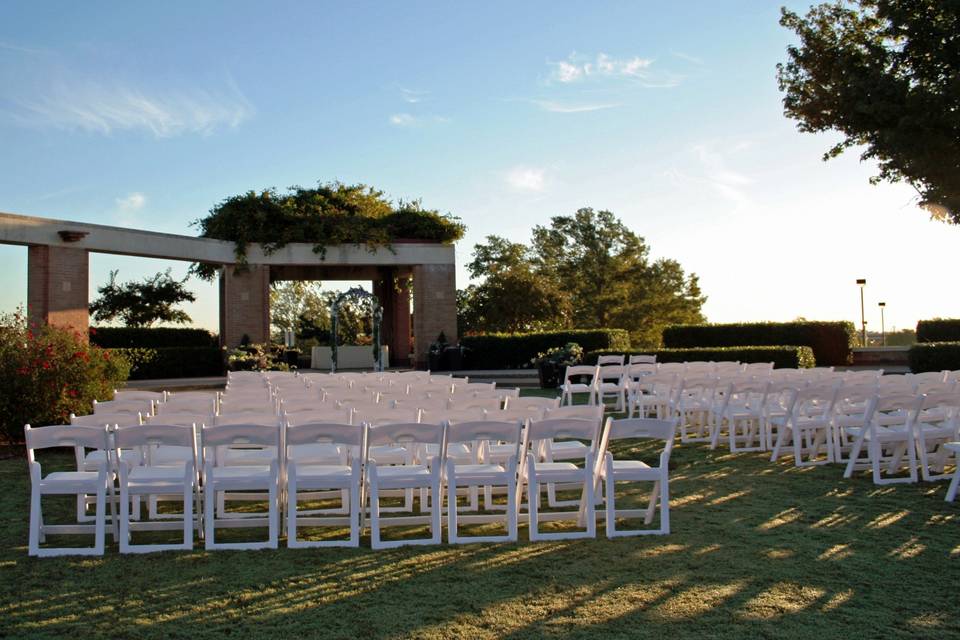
220 265 270 348
412 264 457 369
27 245 89 340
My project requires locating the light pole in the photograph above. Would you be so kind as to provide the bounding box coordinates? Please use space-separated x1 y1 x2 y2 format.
856 278 867 346
878 302 886 346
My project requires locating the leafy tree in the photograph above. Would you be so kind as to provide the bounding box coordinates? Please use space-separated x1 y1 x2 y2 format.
89 269 195 327
269 281 329 338
462 209 705 346
778 1 960 221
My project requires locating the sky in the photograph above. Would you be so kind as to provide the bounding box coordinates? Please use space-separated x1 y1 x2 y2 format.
1 1 956 334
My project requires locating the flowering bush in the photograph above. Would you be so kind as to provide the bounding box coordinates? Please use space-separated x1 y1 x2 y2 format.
531 342 584 368
226 343 292 372
0 309 130 443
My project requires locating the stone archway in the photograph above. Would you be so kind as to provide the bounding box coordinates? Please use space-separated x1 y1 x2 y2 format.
330 286 383 373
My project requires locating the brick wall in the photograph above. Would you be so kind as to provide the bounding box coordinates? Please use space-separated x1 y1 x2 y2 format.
220 265 270 347
27 245 89 339
412 263 457 368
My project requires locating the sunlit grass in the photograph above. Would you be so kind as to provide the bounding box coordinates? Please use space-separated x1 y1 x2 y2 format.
1 390 959 639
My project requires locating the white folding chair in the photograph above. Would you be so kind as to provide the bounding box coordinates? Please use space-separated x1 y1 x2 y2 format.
594 417 676 537
913 388 960 482
114 423 199 553
945 442 960 502
560 365 600 406
364 422 446 549
596 354 625 366
285 422 365 548
202 423 280 550
25 424 112 557
445 420 523 544
843 391 922 484
596 365 628 412
769 383 840 466
518 417 598 541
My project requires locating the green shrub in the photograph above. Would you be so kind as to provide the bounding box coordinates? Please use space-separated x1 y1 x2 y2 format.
460 329 630 369
0 310 130 443
91 327 217 348
585 346 816 369
109 347 225 380
662 321 854 366
915 319 960 343
908 342 960 373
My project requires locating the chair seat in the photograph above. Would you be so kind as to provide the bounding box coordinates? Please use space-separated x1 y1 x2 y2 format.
944 442 960 454
423 443 471 460
548 441 590 457
369 444 410 461
864 425 912 441
604 459 660 481
209 465 274 483
292 464 353 481
916 424 957 438
368 464 434 489
40 471 104 489
449 463 508 481
128 465 190 483
529 461 585 481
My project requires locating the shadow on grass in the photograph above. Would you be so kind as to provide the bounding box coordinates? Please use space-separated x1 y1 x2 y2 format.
1 434 958 639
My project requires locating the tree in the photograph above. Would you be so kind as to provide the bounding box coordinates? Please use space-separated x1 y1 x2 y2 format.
89 269 195 327
269 281 329 339
777 1 960 221
458 237 570 333
462 209 706 346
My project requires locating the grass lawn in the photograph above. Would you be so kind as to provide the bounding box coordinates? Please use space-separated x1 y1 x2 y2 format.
1 392 959 638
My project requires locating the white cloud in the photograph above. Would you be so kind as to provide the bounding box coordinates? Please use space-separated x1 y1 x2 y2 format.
9 79 253 137
116 192 146 212
547 52 679 88
531 99 621 113
506 166 547 192
389 113 417 126
399 87 429 104
692 143 754 207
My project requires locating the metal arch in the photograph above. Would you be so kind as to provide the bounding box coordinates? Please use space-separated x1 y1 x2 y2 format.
329 286 383 373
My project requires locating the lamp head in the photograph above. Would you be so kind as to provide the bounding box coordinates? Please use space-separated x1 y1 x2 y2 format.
855 278 866 286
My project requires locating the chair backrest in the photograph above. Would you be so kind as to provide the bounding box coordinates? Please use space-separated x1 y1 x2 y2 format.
596 354 625 366
214 413 281 426
219 396 274 413
598 365 627 383
365 422 445 448
453 381 496 394
785 383 841 418
157 397 217 415
113 390 165 403
526 417 599 443
353 408 421 426
144 412 211 428
201 423 280 449
629 354 657 365
446 420 522 455
544 404 604 422
447 396 502 412
420 407 487 425
114 423 196 449
25 424 108 455
285 408 354 426
563 365 599 385
71 412 142 427
284 422 365 449
485 407 548 422
603 417 676 442
279 398 327 414
504 396 561 412
93 399 151 415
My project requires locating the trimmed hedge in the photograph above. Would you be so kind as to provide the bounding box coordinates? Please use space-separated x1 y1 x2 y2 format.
585 346 816 369
662 321 855 366
460 329 631 369
916 319 960 343
908 342 960 373
109 347 225 380
91 327 218 348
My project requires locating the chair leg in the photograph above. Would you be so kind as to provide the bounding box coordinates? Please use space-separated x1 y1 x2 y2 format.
28 486 42 556
528 479 540 541
660 473 671 534
204 482 216 549
430 472 441 545
605 474 616 538
369 480 381 549
119 484 131 552
268 476 279 549
287 474 298 546
583 473 595 538
506 474 518 542
349 474 361 547
946 468 960 502
844 434 866 478
94 483 106 555
182 486 193 548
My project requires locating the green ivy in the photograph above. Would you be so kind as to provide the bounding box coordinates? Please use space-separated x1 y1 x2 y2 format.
191 182 465 279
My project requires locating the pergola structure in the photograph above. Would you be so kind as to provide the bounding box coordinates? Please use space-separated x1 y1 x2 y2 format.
0 211 458 368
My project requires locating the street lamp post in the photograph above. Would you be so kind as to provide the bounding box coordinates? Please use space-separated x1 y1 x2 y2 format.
878 302 886 347
856 279 867 346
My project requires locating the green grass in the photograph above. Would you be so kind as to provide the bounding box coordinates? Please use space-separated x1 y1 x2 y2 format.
2 395 959 638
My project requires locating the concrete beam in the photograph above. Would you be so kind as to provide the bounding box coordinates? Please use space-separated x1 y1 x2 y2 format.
0 211 454 266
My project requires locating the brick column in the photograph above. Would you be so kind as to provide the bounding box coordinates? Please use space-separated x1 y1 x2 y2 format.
412 264 457 369
220 265 270 348
392 276 412 366
27 245 89 340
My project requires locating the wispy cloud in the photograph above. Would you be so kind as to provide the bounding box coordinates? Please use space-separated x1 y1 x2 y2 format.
671 51 704 66
388 112 450 127
530 99 621 113
0 40 47 55
7 79 253 137
692 143 753 207
399 87 429 104
547 52 681 88
116 192 146 213
505 166 547 192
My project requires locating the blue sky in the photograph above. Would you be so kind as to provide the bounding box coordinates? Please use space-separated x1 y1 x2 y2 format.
1 1 957 333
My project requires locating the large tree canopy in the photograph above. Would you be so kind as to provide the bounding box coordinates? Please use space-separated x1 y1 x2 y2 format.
192 182 465 279
89 269 195 327
459 208 706 346
777 1 960 221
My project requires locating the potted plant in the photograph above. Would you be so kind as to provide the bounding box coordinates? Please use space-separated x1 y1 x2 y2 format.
532 342 583 389
428 331 448 371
